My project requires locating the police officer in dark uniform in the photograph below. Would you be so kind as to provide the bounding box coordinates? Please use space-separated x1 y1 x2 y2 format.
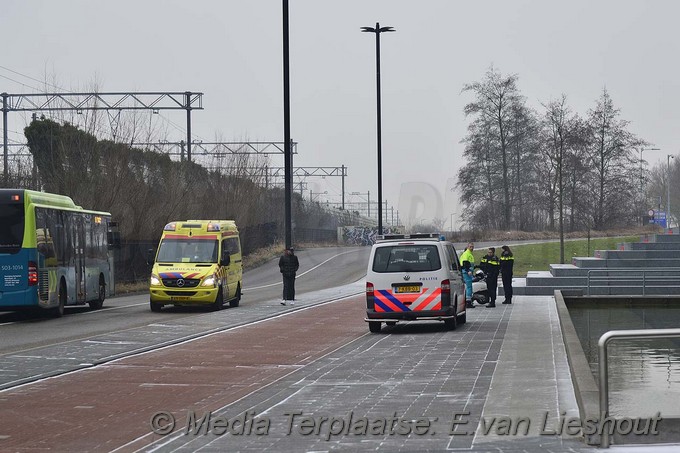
479 247 500 308
500 245 514 304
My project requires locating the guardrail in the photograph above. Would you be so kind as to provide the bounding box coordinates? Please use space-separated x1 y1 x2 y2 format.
586 268 680 296
598 328 680 447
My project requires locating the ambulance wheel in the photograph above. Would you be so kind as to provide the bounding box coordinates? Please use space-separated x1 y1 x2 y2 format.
212 289 224 311
150 300 163 312
229 284 241 308
444 316 457 330
368 321 381 333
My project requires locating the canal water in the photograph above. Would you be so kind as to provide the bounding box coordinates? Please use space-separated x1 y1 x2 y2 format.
568 301 680 418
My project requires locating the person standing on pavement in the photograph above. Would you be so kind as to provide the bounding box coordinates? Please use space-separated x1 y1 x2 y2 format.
279 247 299 305
500 245 514 304
459 243 476 308
480 247 500 308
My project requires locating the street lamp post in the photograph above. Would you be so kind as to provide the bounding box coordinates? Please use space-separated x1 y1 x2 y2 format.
668 154 675 229
639 147 659 225
361 22 395 236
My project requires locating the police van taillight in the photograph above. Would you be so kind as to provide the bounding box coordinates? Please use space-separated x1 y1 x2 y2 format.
366 282 374 297
441 279 450 294
28 261 38 286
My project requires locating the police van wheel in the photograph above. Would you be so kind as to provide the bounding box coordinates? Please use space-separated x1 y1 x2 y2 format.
229 284 241 308
444 317 457 330
150 300 163 312
368 321 381 333
457 298 467 324
458 312 467 325
212 289 224 311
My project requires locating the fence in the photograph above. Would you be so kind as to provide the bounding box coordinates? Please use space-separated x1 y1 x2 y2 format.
586 269 680 295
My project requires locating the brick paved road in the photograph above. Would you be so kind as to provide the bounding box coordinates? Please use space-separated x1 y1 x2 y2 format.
0 294 609 452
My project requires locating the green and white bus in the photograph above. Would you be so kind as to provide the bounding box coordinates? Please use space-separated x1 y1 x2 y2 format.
0 189 115 317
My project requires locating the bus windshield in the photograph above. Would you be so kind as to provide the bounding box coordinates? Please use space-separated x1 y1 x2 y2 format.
0 202 25 254
156 238 219 263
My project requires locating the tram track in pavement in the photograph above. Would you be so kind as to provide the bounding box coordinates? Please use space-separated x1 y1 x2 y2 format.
0 282 365 392
0 292 373 452
0 247 370 390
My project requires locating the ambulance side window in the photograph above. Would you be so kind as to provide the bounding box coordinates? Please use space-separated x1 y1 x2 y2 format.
223 238 240 256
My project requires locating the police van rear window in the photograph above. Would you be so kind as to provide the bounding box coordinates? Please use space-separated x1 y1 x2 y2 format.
372 245 441 273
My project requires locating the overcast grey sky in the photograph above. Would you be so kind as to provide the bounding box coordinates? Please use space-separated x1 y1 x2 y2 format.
2 1 678 227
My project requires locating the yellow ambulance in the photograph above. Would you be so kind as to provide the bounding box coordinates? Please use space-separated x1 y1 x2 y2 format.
148 220 242 312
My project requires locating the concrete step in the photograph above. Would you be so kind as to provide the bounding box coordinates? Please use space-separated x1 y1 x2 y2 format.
572 257 680 268
594 249 680 259
526 271 588 286
499 285 584 296
641 233 680 243
550 263 680 277
618 242 680 251
571 257 607 268
550 264 594 277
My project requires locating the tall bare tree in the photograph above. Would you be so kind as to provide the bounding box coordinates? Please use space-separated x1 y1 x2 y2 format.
461 67 525 229
585 89 643 229
542 95 581 262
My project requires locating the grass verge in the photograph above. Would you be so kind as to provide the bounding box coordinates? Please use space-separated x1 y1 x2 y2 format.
470 236 640 277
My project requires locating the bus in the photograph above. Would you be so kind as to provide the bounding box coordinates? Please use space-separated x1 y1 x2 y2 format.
0 189 115 317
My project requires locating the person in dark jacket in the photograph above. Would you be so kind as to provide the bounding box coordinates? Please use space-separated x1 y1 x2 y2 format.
479 247 500 308
278 248 300 305
500 245 514 304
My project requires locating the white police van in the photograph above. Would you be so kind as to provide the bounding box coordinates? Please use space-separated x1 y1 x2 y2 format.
365 233 466 333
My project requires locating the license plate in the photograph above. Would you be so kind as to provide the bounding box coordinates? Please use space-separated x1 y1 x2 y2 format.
171 296 191 301
394 285 420 294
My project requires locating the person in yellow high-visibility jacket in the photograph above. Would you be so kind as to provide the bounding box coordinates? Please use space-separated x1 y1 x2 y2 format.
459 242 475 308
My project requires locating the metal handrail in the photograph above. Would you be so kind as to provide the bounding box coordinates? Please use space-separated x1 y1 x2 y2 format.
598 328 680 447
586 268 680 296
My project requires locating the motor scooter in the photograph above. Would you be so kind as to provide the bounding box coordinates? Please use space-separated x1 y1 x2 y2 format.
471 269 490 305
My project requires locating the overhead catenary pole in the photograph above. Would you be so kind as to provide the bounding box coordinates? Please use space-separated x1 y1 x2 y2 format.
185 91 192 162
341 164 345 210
